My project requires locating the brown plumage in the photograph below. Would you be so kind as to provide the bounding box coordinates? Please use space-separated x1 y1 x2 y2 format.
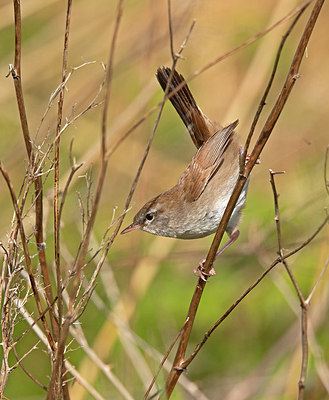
122 67 248 256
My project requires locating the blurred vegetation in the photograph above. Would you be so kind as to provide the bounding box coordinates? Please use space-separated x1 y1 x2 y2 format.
0 0 328 399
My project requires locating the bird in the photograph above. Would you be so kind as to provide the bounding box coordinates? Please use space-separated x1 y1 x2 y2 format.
121 67 249 277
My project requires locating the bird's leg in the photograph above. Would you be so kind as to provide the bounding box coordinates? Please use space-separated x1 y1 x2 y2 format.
194 230 240 281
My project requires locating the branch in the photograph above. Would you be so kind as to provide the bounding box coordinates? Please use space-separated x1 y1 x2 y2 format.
12 341 46 391
180 214 328 370
269 170 308 399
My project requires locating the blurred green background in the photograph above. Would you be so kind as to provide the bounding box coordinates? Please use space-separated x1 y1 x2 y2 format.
0 0 328 399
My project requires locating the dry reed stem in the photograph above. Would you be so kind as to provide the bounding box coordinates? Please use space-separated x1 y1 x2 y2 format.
70 326 135 400
51 2 73 398
172 215 328 368
54 0 73 345
11 0 57 339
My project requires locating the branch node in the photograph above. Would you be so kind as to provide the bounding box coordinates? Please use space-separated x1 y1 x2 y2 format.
6 64 19 79
173 365 186 372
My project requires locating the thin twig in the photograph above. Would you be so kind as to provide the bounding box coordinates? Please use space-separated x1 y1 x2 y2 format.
269 170 305 303
324 146 329 195
11 295 58 349
58 146 83 222
186 0 314 87
143 318 189 400
269 170 310 400
307 255 329 302
33 94 102 179
64 360 107 400
12 342 47 390
298 304 309 400
35 61 97 140
180 215 328 370
71 241 110 321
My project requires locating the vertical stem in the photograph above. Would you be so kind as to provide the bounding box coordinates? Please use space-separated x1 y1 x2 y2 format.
54 0 72 344
12 0 57 344
298 304 308 400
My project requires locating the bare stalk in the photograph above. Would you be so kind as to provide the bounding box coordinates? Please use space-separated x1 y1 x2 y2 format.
54 0 73 347
324 146 329 195
269 170 310 400
11 0 56 335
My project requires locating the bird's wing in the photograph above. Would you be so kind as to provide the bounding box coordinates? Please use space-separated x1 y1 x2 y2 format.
180 120 238 202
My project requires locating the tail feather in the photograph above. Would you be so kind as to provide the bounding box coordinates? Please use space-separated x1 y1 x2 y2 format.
156 67 213 148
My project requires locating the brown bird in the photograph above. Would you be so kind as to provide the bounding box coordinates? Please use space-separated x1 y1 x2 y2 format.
122 67 249 277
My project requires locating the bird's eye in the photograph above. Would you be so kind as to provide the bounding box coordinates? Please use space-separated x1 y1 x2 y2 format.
145 212 154 221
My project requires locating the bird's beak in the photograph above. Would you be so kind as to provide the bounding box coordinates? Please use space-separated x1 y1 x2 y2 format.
121 223 141 235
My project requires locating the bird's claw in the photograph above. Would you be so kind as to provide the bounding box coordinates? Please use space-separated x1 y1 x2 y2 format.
193 260 216 281
244 154 261 166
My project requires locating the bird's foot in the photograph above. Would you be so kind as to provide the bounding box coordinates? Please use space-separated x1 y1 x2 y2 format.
239 146 261 166
245 154 261 165
194 261 216 282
